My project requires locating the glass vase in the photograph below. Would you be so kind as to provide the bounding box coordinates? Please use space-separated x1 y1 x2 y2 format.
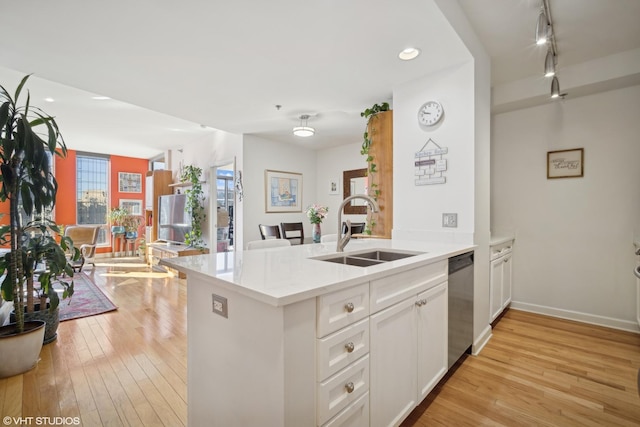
312 223 321 243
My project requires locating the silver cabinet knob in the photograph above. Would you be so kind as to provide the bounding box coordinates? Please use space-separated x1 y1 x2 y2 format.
345 342 355 353
344 302 355 313
345 382 355 393
422 298 427 305
415 300 423 307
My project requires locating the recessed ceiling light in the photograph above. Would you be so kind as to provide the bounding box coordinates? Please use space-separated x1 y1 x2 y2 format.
92 96 111 100
44 97 55 103
398 47 420 61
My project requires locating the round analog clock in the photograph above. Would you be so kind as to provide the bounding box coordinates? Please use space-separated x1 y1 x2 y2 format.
418 100 444 127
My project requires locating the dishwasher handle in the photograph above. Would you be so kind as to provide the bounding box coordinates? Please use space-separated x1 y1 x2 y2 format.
449 251 474 274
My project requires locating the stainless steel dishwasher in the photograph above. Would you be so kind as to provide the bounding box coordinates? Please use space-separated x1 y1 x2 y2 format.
448 251 474 369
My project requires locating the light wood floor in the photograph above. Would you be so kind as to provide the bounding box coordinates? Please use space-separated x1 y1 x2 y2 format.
1 259 639 426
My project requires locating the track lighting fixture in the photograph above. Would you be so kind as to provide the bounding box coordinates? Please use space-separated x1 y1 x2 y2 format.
535 0 566 98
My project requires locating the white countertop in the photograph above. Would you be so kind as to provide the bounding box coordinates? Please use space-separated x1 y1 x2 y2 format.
161 239 475 307
490 234 515 246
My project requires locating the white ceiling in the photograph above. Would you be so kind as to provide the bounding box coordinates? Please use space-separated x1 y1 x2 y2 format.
0 0 639 159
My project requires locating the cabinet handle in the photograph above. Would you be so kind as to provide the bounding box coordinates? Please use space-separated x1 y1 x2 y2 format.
344 302 355 313
504 258 509 263
422 298 427 305
345 382 355 393
345 342 355 353
415 300 423 307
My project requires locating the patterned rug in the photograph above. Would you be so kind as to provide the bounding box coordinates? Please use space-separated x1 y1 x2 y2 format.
58 272 117 321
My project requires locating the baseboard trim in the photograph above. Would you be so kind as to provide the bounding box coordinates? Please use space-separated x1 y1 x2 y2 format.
472 324 492 355
511 301 640 334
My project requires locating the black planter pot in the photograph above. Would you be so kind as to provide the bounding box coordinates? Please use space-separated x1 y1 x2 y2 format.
11 303 60 344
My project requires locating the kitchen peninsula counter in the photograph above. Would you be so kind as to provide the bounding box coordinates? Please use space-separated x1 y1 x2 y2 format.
161 238 475 427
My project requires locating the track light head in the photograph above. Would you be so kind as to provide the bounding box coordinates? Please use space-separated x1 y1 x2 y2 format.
535 10 549 45
550 76 560 98
544 49 556 77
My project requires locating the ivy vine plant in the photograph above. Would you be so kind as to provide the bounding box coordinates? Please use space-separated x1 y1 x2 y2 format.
360 102 389 234
180 165 206 249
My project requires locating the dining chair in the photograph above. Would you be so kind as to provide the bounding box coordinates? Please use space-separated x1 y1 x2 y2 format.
259 224 281 240
342 222 366 236
247 239 291 250
280 222 305 245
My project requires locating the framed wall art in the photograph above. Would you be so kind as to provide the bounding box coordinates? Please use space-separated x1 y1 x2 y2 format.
265 170 302 212
547 148 584 179
328 177 340 195
118 172 143 192
119 199 143 215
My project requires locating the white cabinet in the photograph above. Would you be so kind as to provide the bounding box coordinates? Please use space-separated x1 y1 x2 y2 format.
417 283 448 401
370 280 448 427
370 296 417 427
490 240 514 322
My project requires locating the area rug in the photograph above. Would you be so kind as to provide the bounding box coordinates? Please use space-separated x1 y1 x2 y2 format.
58 272 117 321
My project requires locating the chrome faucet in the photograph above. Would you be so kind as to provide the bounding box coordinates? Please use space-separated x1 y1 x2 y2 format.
336 194 380 252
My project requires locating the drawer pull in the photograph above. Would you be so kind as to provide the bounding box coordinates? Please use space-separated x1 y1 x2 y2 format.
345 382 355 394
415 300 423 307
344 302 355 313
344 342 355 353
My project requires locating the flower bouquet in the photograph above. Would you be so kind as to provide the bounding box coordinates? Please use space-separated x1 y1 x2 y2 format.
306 204 328 243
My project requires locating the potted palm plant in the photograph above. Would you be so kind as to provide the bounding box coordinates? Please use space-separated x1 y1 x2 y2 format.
0 75 76 377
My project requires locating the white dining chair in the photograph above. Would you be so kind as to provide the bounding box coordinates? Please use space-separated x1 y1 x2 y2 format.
320 234 338 243
246 239 291 250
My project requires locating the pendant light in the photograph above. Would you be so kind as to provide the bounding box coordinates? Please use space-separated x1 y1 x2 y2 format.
544 49 556 77
550 76 560 98
293 114 314 137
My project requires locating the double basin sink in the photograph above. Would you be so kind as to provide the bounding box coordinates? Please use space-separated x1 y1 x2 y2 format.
313 249 424 267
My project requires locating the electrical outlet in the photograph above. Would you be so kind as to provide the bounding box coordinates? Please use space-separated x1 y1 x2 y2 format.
442 213 458 228
212 294 228 318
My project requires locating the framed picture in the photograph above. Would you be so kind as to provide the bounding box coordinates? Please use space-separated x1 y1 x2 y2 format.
265 170 302 212
329 177 340 195
119 199 142 215
118 172 142 193
547 148 584 179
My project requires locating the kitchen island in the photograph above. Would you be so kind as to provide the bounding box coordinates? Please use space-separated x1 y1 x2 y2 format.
162 239 474 427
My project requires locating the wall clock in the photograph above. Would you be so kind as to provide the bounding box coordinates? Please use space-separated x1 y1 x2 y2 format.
417 100 444 127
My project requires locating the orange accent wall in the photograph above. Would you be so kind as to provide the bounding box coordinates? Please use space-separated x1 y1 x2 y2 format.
55 150 149 253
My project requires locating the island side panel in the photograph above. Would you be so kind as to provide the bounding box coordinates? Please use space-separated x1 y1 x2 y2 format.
187 273 316 426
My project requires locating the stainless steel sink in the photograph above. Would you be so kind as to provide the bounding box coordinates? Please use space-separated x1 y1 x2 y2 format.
322 256 385 267
351 250 419 262
314 248 424 267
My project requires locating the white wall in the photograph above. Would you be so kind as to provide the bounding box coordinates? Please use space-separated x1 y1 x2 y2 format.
492 85 640 331
315 142 368 235
392 61 476 243
242 135 317 246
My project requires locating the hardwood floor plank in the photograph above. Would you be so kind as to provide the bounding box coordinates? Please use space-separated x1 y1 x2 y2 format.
3 259 640 426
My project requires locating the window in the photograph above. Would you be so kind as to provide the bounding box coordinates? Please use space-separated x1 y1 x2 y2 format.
76 154 109 245
20 151 54 226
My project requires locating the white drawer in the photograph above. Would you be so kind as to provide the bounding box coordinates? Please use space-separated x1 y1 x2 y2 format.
317 318 369 380
317 283 369 338
317 354 369 426
490 240 513 260
370 260 447 313
321 391 369 427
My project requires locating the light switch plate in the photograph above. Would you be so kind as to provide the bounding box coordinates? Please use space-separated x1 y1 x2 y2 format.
442 213 458 228
212 294 228 318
